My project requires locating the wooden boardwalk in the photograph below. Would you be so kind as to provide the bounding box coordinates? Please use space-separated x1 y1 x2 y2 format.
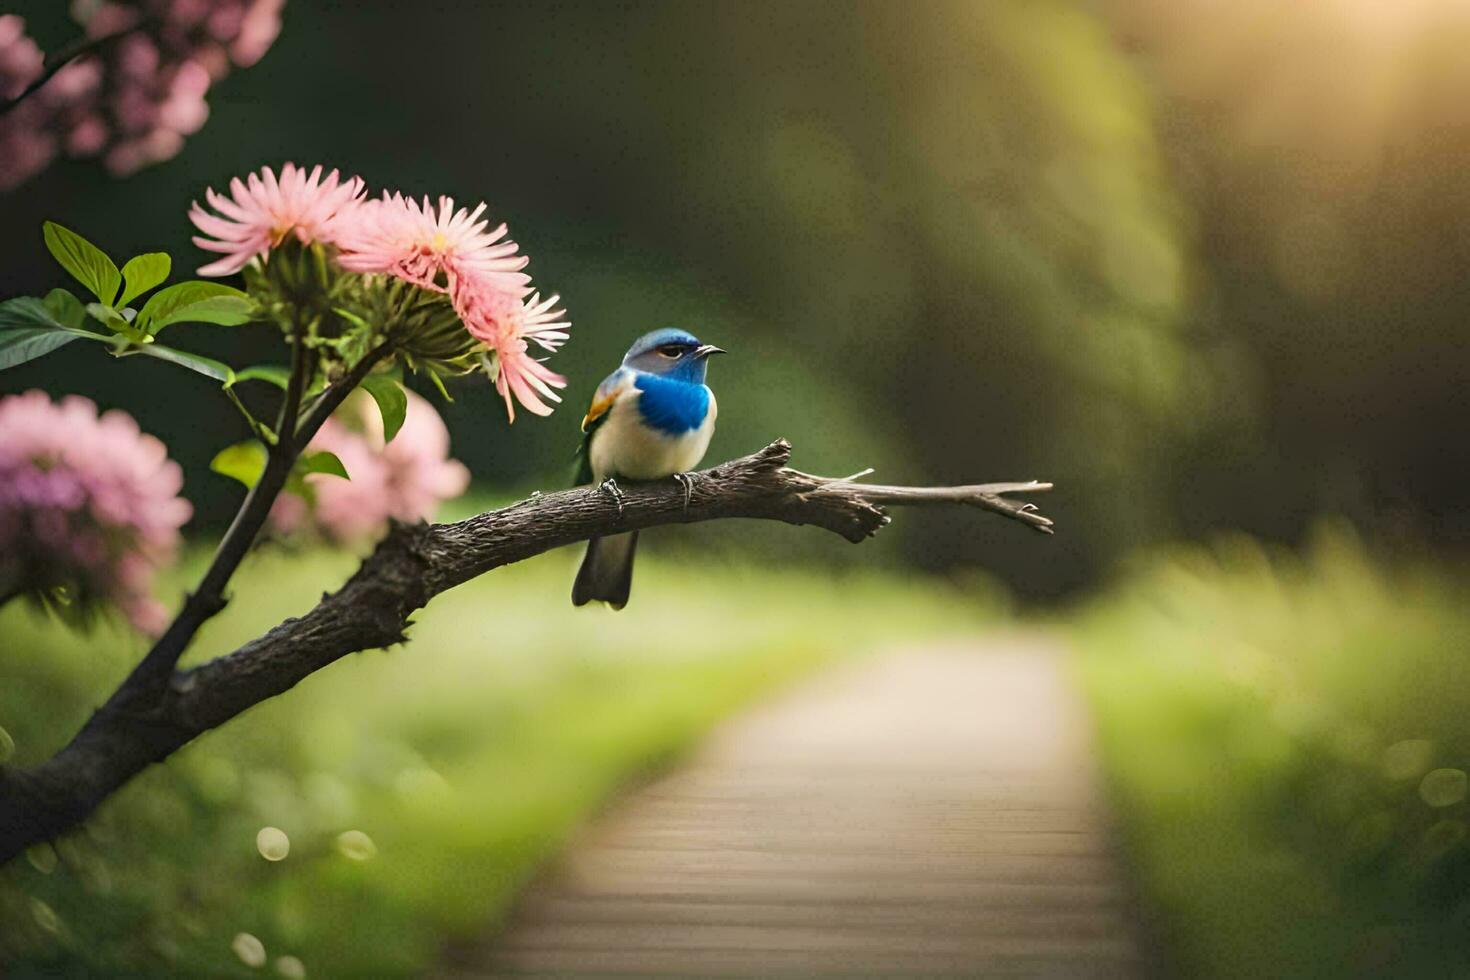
445 639 1148 978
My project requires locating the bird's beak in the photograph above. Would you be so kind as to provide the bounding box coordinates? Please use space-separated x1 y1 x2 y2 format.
694 344 726 359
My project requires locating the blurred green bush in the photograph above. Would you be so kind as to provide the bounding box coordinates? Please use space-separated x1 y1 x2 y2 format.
1073 525 1470 977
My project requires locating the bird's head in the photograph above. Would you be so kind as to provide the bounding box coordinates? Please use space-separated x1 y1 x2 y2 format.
621 328 725 383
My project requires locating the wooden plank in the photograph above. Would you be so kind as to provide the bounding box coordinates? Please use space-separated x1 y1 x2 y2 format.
446 639 1147 978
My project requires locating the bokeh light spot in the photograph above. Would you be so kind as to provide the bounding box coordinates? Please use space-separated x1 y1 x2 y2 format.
1381 739 1434 781
29 898 59 935
25 842 57 874
232 932 267 968
335 829 377 861
275 954 306 978
255 826 290 862
1419 768 1468 808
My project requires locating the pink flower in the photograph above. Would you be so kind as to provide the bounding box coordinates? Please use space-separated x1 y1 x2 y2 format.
0 15 53 189
335 193 529 295
334 194 573 420
0 14 43 100
268 389 469 544
229 0 284 67
2 3 286 189
190 162 367 275
157 58 210 134
459 290 570 420
0 391 191 634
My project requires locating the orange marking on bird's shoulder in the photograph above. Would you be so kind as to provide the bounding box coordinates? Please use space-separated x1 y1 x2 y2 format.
581 391 617 432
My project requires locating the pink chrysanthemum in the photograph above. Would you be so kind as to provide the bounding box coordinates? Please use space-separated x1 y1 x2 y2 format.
334 193 529 294
190 162 366 275
334 192 570 420
459 289 570 420
268 389 469 544
0 391 192 634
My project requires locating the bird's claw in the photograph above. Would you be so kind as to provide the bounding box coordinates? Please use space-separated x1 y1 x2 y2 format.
599 477 625 519
673 472 697 510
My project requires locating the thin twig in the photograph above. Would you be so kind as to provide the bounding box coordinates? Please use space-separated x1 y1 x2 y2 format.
811 478 1056 534
291 341 393 453
0 24 143 119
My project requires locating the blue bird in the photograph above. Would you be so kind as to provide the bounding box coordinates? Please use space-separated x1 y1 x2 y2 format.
573 328 724 609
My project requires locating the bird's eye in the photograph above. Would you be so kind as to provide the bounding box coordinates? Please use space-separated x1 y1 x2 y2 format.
657 344 684 358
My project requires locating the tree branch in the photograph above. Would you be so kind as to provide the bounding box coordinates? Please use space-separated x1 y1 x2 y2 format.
0 24 144 119
107 339 390 705
0 440 1052 864
124 325 310 692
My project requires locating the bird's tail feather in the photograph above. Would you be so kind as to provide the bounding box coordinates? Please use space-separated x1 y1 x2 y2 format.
572 531 638 609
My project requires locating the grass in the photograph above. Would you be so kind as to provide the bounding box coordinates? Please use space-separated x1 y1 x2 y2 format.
1070 524 1470 978
0 538 999 977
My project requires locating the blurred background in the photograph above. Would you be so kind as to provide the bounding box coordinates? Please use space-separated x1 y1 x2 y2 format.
5 0 1465 597
4 1 1470 977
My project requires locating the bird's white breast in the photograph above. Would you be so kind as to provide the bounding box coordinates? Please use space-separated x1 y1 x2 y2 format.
589 385 717 482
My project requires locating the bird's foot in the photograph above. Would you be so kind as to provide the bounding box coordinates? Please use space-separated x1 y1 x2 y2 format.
673 472 697 511
598 477 625 519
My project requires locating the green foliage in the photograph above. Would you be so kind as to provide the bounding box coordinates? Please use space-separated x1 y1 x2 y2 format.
117 253 171 308
124 343 236 384
135 281 253 335
0 298 90 370
0 551 997 976
82 302 129 334
42 222 120 307
298 451 348 480
41 289 86 330
1071 528 1470 978
210 441 268 489
4 224 254 391
359 374 407 443
233 365 291 389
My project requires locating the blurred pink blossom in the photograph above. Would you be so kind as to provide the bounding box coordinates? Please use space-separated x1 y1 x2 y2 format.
0 14 44 99
269 389 469 544
0 2 285 191
0 391 192 634
189 162 366 274
0 15 54 189
228 0 282 66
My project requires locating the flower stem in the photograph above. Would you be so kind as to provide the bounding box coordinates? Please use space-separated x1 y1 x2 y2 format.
121 325 388 694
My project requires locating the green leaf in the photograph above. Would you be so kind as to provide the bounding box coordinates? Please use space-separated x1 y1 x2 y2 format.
360 373 408 443
233 364 291 389
128 342 236 384
423 367 454 402
299 450 349 480
118 252 171 306
43 221 121 305
210 441 268 489
85 302 132 334
136 281 253 334
0 298 83 370
42 288 86 329
332 306 372 331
